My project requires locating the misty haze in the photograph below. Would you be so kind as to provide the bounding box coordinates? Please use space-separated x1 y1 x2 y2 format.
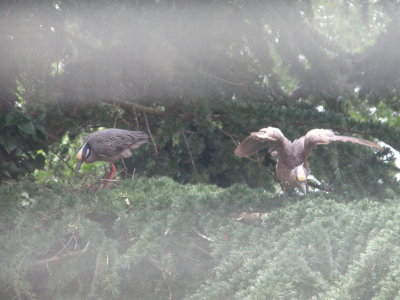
1 1 400 299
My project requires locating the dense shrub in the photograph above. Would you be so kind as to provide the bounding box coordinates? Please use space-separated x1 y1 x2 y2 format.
1 177 399 299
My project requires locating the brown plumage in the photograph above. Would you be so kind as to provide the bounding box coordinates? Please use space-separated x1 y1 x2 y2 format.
234 127 382 194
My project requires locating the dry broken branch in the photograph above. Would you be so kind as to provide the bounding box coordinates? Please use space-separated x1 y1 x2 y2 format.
33 241 90 267
193 228 214 242
102 99 167 117
229 212 269 224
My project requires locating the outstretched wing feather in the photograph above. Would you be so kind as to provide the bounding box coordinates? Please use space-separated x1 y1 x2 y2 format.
234 127 286 158
303 129 382 158
234 136 269 157
331 135 382 150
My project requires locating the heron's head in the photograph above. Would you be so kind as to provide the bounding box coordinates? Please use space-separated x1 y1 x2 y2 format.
293 164 308 194
75 144 90 175
253 127 279 141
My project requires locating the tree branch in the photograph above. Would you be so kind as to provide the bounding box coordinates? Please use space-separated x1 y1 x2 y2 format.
144 112 158 155
193 228 214 242
102 99 167 117
33 241 90 267
90 251 101 295
181 129 198 176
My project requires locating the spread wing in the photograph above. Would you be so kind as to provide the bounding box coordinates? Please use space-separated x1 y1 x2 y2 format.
87 129 148 156
234 127 287 158
303 129 382 158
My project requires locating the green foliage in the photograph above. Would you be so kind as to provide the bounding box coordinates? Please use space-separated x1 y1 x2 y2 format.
123 101 400 197
0 109 46 180
34 131 106 183
1 177 400 299
31 99 399 197
1 0 400 198
1 2 400 299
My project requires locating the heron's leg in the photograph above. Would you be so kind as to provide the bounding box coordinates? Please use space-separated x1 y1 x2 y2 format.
279 182 287 195
103 163 117 188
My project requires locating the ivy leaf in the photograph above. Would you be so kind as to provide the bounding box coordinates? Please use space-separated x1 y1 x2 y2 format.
1 169 11 178
0 135 17 153
5 111 24 126
172 133 180 147
23 155 45 172
18 122 36 135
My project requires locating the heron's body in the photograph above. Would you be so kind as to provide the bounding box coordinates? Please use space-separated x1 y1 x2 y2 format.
234 127 382 194
273 138 308 188
76 128 148 186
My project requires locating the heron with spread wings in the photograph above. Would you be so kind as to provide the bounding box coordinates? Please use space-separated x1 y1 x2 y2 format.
234 127 382 194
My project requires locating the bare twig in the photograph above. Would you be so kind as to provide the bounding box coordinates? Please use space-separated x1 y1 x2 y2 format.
193 228 214 242
144 112 158 155
106 254 109 272
217 127 240 146
103 99 167 117
182 129 196 135
208 73 245 86
230 211 269 224
90 251 101 295
308 181 337 194
50 150 76 173
243 154 280 186
17 251 31 276
13 285 23 300
181 129 198 176
193 245 214 258
33 241 90 267
145 258 172 300
131 104 140 130
162 268 172 300
54 234 77 256
73 235 78 251
121 158 128 178
16 250 32 300
99 179 121 183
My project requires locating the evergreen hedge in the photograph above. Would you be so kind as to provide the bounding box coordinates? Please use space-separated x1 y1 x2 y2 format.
1 177 400 299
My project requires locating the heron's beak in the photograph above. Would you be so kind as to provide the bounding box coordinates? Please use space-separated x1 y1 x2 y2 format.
75 161 83 176
75 148 84 176
76 148 83 161
299 182 307 195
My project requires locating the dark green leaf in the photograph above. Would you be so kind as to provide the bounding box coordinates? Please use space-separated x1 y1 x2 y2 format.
0 135 18 153
18 122 36 135
1 169 11 178
5 112 23 126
